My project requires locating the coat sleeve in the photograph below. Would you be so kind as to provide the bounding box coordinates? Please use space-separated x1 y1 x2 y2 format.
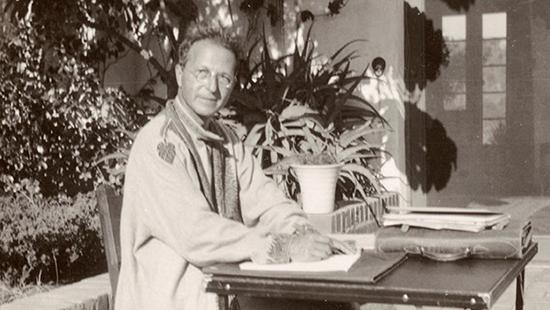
233 141 310 233
125 127 272 267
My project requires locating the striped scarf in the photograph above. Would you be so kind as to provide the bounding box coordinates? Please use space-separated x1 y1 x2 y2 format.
164 100 242 223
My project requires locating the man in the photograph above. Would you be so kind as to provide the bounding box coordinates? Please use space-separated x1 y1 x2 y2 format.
115 24 349 310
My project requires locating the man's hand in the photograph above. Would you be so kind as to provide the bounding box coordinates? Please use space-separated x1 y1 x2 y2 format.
288 231 332 262
328 238 357 255
250 225 359 264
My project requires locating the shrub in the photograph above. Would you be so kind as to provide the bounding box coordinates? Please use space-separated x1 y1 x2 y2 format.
0 185 106 287
0 20 143 197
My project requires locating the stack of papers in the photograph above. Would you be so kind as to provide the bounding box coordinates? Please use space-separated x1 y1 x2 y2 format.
382 207 511 232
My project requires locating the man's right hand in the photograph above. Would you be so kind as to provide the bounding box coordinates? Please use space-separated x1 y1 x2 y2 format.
288 232 332 262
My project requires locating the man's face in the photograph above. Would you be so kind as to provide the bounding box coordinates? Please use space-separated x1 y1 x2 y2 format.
176 39 237 119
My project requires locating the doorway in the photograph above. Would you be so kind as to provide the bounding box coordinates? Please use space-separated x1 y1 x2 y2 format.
408 0 542 206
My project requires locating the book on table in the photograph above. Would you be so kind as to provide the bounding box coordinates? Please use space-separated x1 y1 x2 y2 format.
382 207 511 232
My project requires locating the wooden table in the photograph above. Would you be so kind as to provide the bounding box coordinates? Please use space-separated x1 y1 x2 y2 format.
203 243 538 310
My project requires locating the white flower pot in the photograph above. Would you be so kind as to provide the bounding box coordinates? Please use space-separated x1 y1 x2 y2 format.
290 163 343 214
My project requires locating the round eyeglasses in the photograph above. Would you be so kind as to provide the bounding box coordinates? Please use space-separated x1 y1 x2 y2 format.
186 67 235 90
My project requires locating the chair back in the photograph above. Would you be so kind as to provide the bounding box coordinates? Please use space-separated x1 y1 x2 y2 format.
96 184 123 303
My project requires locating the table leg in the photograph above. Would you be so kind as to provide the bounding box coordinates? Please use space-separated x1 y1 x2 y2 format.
218 294 229 310
515 269 525 310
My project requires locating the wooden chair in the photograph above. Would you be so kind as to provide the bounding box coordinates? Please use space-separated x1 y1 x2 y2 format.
96 184 123 308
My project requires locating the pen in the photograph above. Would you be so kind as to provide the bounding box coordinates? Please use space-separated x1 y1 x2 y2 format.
329 238 357 255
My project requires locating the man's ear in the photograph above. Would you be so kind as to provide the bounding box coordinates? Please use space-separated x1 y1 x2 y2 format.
175 63 184 86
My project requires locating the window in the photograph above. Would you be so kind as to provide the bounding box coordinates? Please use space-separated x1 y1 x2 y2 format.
441 15 466 111
482 12 507 145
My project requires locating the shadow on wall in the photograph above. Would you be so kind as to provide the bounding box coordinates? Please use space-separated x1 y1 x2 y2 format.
406 103 457 192
403 2 457 193
404 3 450 92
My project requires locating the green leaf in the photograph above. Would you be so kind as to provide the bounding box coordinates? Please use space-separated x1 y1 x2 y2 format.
339 126 387 147
243 123 266 146
258 145 295 157
301 125 322 154
342 153 381 162
329 39 367 62
279 104 318 121
341 163 382 194
339 169 362 190
263 154 310 175
278 128 307 138
338 144 376 161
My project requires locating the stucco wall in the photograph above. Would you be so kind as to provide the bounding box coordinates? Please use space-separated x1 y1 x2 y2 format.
532 16 550 193
287 0 409 204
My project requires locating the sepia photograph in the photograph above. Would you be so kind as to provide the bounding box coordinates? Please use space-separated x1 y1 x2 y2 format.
1 1 549 309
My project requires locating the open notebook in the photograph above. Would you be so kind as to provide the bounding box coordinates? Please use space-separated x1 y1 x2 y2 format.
204 233 404 284
239 234 374 272
213 249 407 284
383 207 511 232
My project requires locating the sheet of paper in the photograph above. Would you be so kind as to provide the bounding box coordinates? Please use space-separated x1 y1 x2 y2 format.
239 253 360 272
387 206 499 214
382 210 510 232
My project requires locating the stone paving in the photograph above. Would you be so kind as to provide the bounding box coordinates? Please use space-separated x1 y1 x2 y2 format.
0 273 110 310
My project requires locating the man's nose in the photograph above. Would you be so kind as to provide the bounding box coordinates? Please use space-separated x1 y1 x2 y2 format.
205 74 219 93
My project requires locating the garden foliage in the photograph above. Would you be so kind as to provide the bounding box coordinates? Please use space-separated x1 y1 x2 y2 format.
0 179 105 287
4 0 199 101
0 0 202 195
0 21 142 196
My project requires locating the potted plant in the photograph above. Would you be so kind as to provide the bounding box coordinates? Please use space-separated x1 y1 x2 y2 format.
265 125 343 214
288 158 342 214
225 24 389 214
259 115 387 214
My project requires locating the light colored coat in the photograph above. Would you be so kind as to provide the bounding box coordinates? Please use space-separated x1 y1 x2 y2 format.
114 100 308 310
